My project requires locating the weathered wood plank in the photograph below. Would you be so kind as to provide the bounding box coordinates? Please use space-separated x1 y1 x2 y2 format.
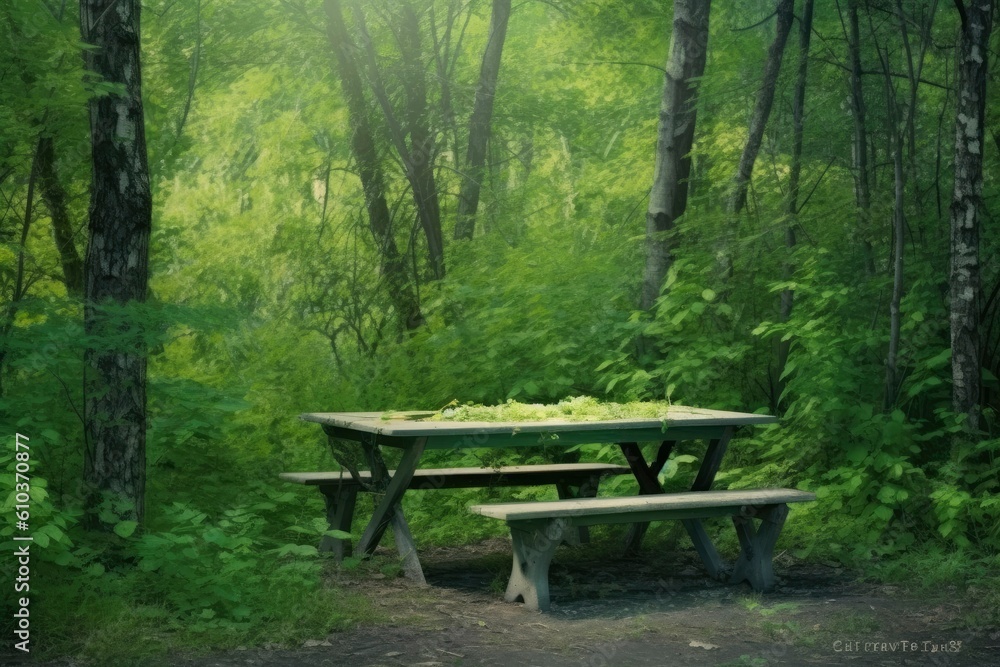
280 463 631 489
300 407 778 439
471 488 816 521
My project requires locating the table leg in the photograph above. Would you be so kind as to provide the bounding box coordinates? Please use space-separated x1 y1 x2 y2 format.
681 518 727 580
356 437 427 572
620 441 673 555
318 483 358 561
691 426 735 491
389 505 426 584
683 425 736 578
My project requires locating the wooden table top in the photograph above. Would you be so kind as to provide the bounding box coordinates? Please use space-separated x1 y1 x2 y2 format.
301 406 776 447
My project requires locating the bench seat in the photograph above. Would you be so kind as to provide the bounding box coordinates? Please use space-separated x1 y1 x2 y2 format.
282 463 631 559
471 488 815 611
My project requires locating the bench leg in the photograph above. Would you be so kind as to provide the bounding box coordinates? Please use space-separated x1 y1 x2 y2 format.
730 504 789 592
319 485 358 561
505 519 569 612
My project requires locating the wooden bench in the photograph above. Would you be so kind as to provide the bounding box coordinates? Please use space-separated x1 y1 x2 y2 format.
470 488 816 611
281 463 631 559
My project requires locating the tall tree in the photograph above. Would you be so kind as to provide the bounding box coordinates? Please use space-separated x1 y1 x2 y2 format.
80 0 153 523
771 0 814 410
37 136 85 295
842 0 877 276
726 0 795 216
323 0 423 330
353 2 446 279
639 0 712 311
454 0 512 241
395 2 445 279
877 41 907 410
949 0 993 436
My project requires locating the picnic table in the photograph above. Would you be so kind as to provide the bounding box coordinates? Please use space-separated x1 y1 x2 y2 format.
298 406 782 591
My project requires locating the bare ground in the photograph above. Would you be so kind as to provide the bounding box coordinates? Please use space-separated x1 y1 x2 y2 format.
15 537 1000 667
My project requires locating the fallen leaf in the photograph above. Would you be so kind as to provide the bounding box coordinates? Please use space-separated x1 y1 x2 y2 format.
689 640 719 650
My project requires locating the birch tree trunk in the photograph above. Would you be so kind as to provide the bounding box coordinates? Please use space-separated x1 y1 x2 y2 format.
454 0 511 241
949 0 993 436
80 0 152 524
640 0 711 311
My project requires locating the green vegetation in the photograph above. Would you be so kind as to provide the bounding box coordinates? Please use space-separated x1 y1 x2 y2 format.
1 0 999 663
413 396 676 422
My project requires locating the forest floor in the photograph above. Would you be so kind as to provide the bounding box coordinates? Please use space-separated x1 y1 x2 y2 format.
22 536 1000 667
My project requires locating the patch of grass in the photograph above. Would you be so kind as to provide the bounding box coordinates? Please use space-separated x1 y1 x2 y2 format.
870 548 1000 627
738 597 809 646
24 560 373 666
488 570 508 595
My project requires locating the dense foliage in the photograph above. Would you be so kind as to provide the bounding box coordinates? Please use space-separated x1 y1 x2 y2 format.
1 0 998 662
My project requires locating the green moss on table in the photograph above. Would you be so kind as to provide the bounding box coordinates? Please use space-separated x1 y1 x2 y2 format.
382 396 673 423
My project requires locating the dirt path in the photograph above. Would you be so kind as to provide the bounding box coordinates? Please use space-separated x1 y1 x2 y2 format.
24 538 1000 666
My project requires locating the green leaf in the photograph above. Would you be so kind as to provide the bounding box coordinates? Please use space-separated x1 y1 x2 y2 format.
873 506 893 521
114 521 139 538
324 529 353 540
701 289 716 301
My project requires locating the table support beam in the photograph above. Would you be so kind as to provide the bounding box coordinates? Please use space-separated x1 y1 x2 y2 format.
692 427 735 491
620 441 674 555
355 436 427 581
680 426 735 573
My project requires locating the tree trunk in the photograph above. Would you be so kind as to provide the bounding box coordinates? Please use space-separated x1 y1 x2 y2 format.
639 0 712 311
324 0 423 330
949 0 993 437
894 0 938 223
885 85 906 411
0 148 39 397
726 0 794 216
845 0 877 276
36 136 85 295
454 0 511 241
771 0 814 411
80 0 152 524
397 2 445 279
352 2 446 279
